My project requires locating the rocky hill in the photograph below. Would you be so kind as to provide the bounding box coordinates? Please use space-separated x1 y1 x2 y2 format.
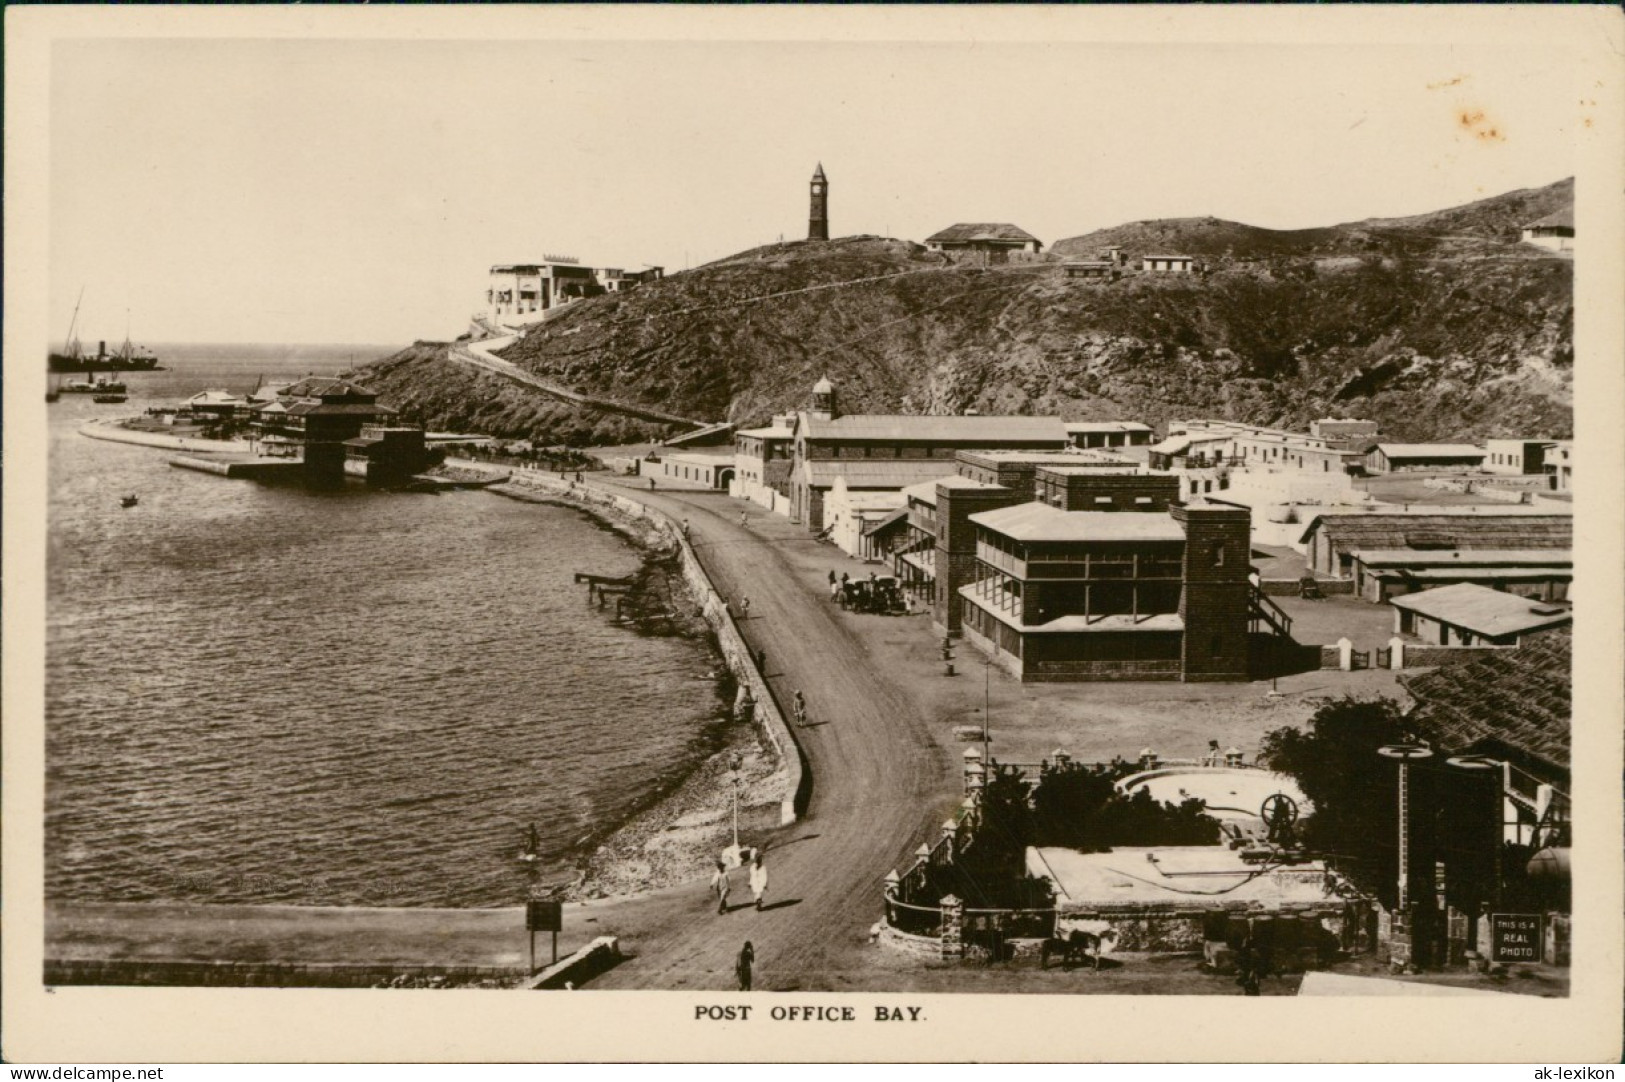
352 178 1573 445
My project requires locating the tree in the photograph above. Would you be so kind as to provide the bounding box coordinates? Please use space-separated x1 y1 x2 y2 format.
1032 759 1220 852
1258 695 1427 903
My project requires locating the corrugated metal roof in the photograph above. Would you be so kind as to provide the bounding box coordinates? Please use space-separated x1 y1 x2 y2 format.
802 460 958 489
801 413 1068 443
1403 631 1570 769
925 223 1039 244
1390 583 1571 636
1298 513 1572 549
969 503 1186 542
1354 548 1573 567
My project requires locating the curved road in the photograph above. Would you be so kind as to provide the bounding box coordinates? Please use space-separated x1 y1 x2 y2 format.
582 479 958 991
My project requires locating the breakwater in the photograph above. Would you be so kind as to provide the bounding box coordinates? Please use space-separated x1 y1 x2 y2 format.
487 469 807 825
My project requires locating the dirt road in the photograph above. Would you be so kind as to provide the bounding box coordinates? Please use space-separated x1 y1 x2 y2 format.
582 480 960 991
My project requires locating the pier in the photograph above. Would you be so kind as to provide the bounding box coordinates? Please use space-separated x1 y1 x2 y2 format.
168 454 307 481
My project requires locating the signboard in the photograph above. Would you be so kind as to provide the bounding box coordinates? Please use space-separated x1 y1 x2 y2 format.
526 900 563 933
1488 913 1543 963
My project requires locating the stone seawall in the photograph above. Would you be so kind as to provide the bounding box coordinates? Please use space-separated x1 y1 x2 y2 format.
488 469 806 825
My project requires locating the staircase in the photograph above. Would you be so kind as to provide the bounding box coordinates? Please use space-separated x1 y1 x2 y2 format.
662 420 737 448
1249 586 1294 639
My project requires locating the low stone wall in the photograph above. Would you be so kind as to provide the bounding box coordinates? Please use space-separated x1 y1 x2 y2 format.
523 935 622 989
496 471 805 825
1260 577 1355 597
1397 643 1512 669
44 958 526 988
877 923 942 959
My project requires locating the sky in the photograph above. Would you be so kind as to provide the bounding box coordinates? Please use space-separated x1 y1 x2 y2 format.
44 22 1590 345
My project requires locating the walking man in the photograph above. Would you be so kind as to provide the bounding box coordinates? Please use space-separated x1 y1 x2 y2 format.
793 690 806 725
649 478 656 491
711 859 731 915
740 510 749 528
736 941 755 992
739 596 751 619
749 853 769 911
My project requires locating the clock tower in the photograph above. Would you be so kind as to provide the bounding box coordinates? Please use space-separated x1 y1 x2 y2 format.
808 162 829 242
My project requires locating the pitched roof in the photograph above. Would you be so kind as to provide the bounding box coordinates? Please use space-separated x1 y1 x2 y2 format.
899 475 1005 506
862 506 911 537
286 401 397 417
802 460 959 490
1390 583 1572 637
1298 512 1572 549
281 376 378 400
800 413 1068 444
1525 207 1573 230
1374 443 1485 459
736 425 794 439
969 503 1185 543
925 223 1040 245
1402 631 1570 770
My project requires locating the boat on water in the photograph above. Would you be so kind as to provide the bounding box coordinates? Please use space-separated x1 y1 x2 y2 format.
120 495 139 508
93 393 129 404
60 376 128 395
48 291 163 373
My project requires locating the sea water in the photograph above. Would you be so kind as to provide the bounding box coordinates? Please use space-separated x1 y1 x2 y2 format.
45 344 726 907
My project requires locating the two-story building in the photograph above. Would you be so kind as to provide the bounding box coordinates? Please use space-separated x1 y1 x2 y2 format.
249 376 397 478
733 415 797 511
785 377 1070 531
956 470 1256 683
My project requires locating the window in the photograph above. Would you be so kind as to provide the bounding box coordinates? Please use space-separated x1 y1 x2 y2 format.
1212 542 1225 567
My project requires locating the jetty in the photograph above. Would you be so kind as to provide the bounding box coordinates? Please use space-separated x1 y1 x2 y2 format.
169 454 305 481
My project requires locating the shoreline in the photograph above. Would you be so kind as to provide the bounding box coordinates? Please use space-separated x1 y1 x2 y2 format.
483 472 793 900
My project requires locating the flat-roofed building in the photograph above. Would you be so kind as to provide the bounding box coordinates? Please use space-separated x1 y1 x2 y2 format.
1484 439 1558 476
1367 443 1486 474
1064 421 1154 449
734 414 796 511
956 470 1256 682
1544 441 1573 492
1391 583 1571 646
1142 254 1196 273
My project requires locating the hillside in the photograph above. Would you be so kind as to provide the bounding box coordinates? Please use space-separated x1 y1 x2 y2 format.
353 179 1573 445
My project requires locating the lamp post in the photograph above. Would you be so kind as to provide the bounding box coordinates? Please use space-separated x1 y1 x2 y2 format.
727 752 744 864
982 656 993 768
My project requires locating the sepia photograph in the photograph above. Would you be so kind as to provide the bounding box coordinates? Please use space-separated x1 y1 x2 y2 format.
5 4 1621 1065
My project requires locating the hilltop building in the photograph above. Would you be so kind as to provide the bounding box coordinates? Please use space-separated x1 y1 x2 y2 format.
924 223 1043 261
1520 208 1574 252
485 258 662 330
808 163 829 242
1141 254 1196 274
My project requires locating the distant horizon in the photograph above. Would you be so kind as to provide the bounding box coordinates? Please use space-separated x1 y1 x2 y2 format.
42 26 1590 344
